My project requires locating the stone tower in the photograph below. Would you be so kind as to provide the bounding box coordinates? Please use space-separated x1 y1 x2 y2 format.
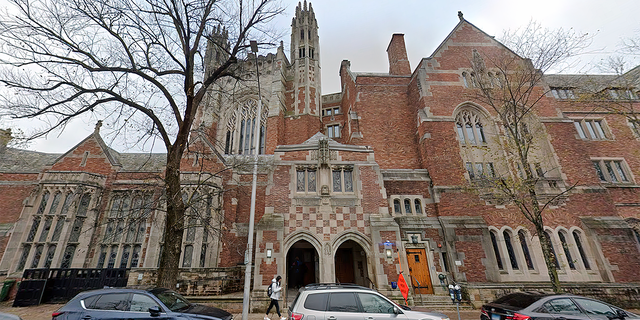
290 0 321 116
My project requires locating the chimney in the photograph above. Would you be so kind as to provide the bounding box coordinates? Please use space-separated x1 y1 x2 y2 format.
0 128 12 152
387 34 411 76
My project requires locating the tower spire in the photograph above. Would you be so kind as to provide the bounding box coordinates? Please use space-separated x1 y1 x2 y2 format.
290 1 321 116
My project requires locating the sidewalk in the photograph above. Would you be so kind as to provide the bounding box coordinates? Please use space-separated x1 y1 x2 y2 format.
0 301 480 320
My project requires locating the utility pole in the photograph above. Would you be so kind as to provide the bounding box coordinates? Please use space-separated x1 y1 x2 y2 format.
242 40 263 320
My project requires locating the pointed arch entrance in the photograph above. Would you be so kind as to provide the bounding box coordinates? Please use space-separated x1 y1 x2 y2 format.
334 240 369 287
286 240 319 289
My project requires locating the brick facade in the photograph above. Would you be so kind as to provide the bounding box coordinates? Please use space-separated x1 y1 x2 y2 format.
0 2 639 310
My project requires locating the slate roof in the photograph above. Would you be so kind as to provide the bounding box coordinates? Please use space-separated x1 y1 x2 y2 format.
0 147 59 173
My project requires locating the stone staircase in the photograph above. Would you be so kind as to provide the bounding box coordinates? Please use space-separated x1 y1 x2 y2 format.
410 294 475 311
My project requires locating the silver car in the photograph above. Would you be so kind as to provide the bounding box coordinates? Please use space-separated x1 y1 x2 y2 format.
287 283 449 320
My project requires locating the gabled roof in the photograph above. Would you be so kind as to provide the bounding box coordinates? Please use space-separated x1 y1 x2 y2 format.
427 14 524 63
52 126 121 167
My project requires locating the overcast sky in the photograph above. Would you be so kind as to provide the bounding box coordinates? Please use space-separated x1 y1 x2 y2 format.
4 0 640 153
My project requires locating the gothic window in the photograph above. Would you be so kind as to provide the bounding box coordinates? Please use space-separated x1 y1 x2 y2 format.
199 244 207 268
224 100 267 155
103 192 152 269
403 199 411 214
332 167 353 193
503 231 519 270
544 231 561 269
559 231 575 270
16 245 30 271
131 245 141 268
296 167 317 193
300 29 304 40
107 246 118 268
97 246 107 268
26 217 41 242
44 245 56 268
182 245 193 268
60 192 74 215
572 231 590 270
414 199 422 214
518 230 535 270
60 245 76 268
31 244 43 268
68 217 85 243
456 110 487 145
48 192 61 215
490 231 503 270
38 217 53 242
465 162 495 180
393 199 401 214
36 191 50 215
119 245 131 268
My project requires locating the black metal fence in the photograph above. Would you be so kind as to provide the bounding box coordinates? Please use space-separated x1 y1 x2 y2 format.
13 268 128 307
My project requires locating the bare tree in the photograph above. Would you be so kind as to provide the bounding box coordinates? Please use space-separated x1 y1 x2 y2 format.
0 0 283 288
467 21 590 293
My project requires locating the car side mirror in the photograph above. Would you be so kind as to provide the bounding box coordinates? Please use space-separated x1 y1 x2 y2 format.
616 310 628 319
393 307 403 315
149 306 162 317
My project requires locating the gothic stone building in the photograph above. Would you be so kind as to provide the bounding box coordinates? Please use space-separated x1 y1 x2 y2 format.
1 1 640 308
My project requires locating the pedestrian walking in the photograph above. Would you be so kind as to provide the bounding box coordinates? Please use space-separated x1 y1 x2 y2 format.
265 275 285 320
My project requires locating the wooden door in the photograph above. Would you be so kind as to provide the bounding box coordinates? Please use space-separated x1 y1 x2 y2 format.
406 248 433 294
335 248 354 283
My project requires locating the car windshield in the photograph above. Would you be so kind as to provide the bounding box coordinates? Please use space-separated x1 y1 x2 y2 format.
493 293 546 309
151 290 191 312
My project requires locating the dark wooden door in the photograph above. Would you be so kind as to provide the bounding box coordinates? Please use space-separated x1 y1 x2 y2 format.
335 248 354 283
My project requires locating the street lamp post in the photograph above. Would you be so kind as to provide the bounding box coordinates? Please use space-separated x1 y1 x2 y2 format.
241 40 263 320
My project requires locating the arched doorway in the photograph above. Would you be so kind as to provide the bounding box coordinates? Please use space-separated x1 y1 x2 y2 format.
286 240 318 289
334 240 369 286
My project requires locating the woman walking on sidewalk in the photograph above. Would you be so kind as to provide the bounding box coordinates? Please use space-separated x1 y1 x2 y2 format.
265 275 285 320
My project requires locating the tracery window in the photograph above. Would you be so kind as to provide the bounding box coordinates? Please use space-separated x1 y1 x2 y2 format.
456 110 487 145
296 167 317 193
572 231 590 270
503 231 519 270
490 231 504 270
332 167 353 193
224 100 267 155
559 231 575 270
544 231 561 269
100 192 152 268
518 230 535 270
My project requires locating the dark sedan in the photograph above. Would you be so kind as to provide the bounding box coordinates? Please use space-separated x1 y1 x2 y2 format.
52 287 233 320
481 292 638 320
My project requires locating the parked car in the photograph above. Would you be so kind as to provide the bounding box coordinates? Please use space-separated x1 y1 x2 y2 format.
51 287 233 320
0 311 22 320
287 283 450 320
480 291 639 320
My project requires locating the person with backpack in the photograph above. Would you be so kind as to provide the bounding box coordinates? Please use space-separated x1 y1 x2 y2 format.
265 275 284 320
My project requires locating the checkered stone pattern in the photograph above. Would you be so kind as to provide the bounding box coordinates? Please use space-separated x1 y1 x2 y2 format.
287 206 369 236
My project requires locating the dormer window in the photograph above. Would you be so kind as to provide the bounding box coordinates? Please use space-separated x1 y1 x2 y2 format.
551 88 576 100
607 88 638 100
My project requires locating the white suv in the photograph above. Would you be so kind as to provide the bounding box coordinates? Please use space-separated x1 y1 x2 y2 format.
287 283 450 320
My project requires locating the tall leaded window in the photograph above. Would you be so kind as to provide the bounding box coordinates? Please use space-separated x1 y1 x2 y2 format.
572 231 590 270
393 199 401 214
36 191 50 215
544 231 561 269
60 245 76 268
31 244 43 268
558 231 575 270
26 217 41 242
16 245 30 272
296 167 317 193
414 199 422 214
332 167 353 193
183 245 193 268
490 231 503 270
518 230 534 270
103 192 152 268
44 245 56 268
404 199 411 214
456 110 487 145
97 246 107 268
224 100 267 155
503 231 519 270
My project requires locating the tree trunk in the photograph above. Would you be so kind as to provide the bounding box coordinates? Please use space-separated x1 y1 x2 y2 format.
536 225 562 293
157 145 187 289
